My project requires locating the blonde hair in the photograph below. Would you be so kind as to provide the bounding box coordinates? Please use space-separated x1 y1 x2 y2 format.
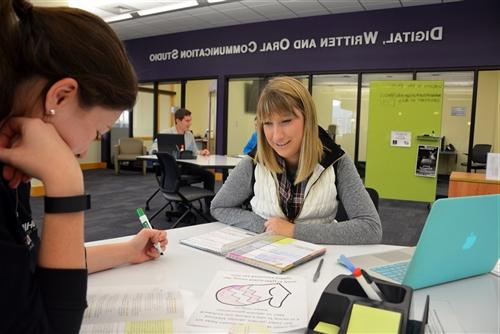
256 77 323 184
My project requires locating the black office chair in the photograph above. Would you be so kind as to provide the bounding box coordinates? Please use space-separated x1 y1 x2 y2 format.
335 187 379 222
461 144 492 172
145 151 202 210
149 152 214 229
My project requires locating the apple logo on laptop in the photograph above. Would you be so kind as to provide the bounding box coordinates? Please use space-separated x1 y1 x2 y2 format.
462 232 477 250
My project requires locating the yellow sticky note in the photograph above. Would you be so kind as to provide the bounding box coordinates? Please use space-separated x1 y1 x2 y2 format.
275 237 295 245
346 304 401 334
314 321 340 334
125 319 173 334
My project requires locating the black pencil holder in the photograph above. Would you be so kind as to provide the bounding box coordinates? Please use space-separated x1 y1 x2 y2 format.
306 274 426 334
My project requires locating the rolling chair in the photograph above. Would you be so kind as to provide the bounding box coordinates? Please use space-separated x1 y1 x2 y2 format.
461 144 492 172
148 152 214 229
145 150 202 210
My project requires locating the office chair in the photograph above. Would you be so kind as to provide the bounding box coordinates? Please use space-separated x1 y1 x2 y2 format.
335 187 379 222
461 144 492 172
149 152 214 229
145 151 202 210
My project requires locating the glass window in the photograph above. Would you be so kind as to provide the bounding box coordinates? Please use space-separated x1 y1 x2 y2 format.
227 77 263 155
157 81 181 133
312 74 358 158
417 71 474 173
185 79 217 153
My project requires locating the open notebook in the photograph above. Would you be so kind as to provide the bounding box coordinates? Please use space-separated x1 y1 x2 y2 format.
180 226 326 274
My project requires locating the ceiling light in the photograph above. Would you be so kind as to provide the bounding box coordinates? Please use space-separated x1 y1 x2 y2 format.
207 0 227 3
105 13 133 23
137 1 199 16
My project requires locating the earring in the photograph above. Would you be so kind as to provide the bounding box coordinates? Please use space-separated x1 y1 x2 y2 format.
47 109 56 115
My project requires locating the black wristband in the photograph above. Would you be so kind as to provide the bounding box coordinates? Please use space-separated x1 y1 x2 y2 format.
44 194 91 213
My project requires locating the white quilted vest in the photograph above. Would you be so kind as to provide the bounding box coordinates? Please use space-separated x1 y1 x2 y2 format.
250 163 339 224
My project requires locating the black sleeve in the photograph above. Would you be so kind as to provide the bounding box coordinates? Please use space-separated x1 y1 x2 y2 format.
0 228 87 334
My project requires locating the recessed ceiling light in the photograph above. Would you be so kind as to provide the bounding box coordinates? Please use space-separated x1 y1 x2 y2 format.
137 1 199 16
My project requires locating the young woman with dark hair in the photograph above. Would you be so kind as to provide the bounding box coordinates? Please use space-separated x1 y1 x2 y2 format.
0 1 167 332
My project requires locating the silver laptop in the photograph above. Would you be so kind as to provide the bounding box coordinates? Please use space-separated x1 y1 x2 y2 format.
349 194 499 290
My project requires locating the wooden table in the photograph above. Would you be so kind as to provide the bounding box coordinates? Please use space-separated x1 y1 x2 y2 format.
448 171 500 197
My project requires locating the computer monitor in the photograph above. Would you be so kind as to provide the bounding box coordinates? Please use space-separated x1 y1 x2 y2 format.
157 133 184 156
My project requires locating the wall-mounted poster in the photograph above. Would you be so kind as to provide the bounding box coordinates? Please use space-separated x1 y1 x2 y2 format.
391 131 411 147
415 145 438 177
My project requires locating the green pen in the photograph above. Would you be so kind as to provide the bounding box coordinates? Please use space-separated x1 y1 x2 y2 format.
136 208 163 255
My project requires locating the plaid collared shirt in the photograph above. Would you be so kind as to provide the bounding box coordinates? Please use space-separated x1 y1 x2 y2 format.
277 157 308 222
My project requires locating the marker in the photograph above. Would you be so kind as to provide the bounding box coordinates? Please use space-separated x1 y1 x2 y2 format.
313 258 324 282
136 208 163 255
361 269 386 301
353 268 382 302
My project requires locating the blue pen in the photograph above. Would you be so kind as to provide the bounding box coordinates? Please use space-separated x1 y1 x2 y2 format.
136 208 163 255
338 254 356 273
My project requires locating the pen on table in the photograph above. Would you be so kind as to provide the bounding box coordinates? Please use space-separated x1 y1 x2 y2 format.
361 269 386 301
313 258 324 282
353 268 382 302
136 208 163 255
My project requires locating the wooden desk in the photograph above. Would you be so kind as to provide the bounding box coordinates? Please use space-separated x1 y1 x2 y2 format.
448 171 500 197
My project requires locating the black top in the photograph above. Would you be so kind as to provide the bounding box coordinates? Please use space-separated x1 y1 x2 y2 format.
0 163 88 334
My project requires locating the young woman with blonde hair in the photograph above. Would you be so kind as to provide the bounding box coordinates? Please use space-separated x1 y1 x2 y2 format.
211 77 381 244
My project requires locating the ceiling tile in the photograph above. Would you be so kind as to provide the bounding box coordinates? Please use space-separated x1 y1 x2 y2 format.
30 0 463 40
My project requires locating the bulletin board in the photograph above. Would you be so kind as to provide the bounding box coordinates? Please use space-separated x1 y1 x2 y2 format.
365 81 444 202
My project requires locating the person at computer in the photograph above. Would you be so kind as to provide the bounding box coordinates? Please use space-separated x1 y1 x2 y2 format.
0 1 166 333
211 77 382 245
151 108 215 193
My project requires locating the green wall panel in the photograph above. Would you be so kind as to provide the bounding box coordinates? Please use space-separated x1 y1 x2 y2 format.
365 81 443 202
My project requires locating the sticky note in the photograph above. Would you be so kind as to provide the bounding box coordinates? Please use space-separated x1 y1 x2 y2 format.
275 237 295 245
314 321 340 334
346 304 401 334
125 319 173 334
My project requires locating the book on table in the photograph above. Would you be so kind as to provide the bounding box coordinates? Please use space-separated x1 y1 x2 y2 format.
180 226 326 274
80 286 186 333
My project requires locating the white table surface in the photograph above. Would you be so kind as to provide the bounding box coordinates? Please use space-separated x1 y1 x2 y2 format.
86 223 499 333
137 154 242 168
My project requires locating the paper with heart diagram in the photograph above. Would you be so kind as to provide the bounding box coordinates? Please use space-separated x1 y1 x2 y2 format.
187 271 307 332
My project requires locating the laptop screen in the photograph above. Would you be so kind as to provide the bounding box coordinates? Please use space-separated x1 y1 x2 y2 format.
157 134 184 155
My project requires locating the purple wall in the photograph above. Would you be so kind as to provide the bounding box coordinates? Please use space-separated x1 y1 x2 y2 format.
125 0 500 80
124 0 500 153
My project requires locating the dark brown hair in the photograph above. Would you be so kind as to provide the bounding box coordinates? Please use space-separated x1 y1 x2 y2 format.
174 108 192 121
0 0 137 120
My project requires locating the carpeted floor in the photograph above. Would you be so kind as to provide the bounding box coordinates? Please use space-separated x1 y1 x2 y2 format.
30 168 444 246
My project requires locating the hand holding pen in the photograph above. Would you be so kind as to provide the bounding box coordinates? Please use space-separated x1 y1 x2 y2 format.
136 208 164 255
